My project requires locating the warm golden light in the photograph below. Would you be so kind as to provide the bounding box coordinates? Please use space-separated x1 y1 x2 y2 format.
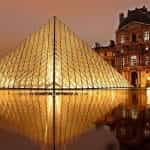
147 89 150 105
0 17 130 89
0 90 128 149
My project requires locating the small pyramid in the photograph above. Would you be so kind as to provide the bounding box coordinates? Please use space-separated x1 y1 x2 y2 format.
0 17 130 89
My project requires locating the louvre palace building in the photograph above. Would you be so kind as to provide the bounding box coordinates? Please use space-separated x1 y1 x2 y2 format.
94 6 150 88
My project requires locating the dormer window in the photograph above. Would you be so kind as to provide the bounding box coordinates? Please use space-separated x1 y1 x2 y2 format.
144 31 150 41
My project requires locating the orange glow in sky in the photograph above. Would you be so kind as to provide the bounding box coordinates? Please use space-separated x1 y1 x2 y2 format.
0 0 149 51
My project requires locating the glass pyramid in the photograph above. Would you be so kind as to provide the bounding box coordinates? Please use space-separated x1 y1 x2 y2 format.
0 17 130 89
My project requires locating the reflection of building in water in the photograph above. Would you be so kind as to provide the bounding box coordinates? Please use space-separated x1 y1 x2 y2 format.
0 90 127 150
113 106 150 147
99 90 150 148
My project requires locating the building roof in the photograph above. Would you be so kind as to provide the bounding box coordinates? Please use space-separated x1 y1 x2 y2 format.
119 6 150 29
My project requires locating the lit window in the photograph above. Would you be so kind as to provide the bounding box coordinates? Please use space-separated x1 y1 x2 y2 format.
144 31 150 41
121 49 124 53
122 57 125 67
130 56 137 66
146 122 150 126
122 108 126 118
144 129 150 137
130 108 138 120
113 53 115 56
145 46 149 51
120 35 125 44
145 56 150 65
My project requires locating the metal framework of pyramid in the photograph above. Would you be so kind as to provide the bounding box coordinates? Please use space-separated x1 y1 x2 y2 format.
0 17 130 89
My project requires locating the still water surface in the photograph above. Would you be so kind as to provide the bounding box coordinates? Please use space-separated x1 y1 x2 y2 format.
0 89 149 149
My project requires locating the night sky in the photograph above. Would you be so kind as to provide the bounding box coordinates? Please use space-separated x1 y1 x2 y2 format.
0 0 150 51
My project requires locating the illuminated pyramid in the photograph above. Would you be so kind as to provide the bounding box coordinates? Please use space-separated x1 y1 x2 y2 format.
0 17 130 89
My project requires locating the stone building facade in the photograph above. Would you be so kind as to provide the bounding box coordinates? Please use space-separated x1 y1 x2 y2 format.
94 6 150 88
94 43 116 68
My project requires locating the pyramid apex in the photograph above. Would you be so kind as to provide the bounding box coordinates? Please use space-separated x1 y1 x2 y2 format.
0 17 131 89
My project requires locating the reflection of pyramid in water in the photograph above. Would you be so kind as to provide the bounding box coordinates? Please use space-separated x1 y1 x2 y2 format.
0 17 130 89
